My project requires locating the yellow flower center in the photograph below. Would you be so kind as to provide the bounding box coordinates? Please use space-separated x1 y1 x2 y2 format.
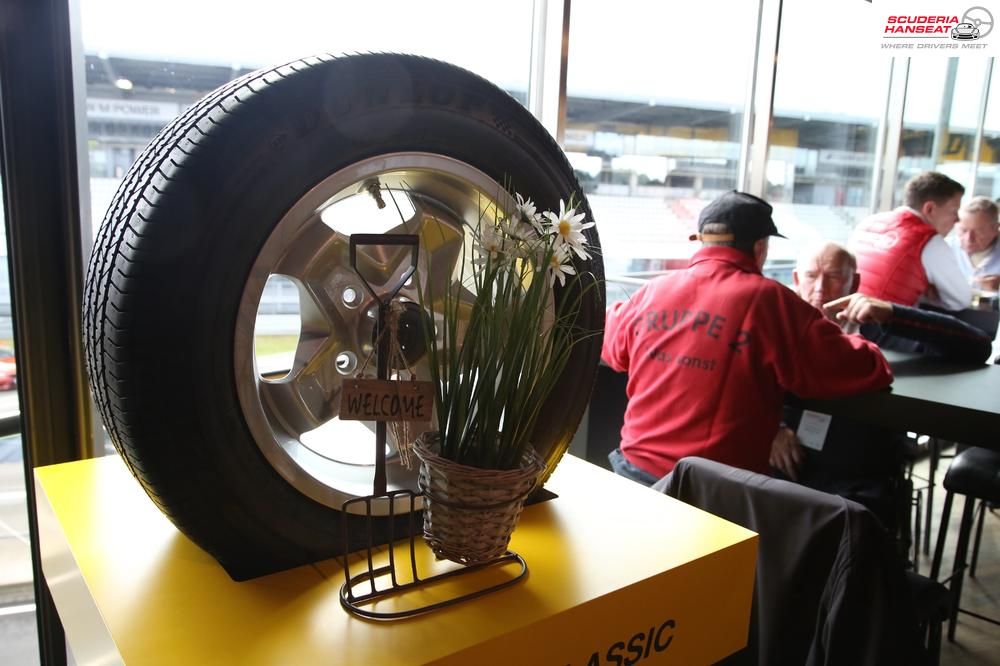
559 220 571 237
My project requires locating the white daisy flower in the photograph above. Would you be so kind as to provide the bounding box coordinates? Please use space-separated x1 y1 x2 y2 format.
515 192 537 221
547 246 577 287
543 199 595 260
502 211 537 242
516 192 547 234
474 223 505 265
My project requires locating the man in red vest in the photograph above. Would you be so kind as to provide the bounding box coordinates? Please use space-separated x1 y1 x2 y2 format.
602 191 893 485
849 171 970 311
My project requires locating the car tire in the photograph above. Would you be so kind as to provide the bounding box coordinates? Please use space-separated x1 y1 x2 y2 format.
83 53 604 580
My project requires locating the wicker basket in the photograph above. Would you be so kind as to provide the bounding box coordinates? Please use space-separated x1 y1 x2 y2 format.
412 432 545 565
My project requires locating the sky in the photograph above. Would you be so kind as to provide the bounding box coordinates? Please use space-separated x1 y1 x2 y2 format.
79 0 999 129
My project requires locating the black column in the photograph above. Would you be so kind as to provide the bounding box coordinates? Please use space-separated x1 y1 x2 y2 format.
0 1 94 664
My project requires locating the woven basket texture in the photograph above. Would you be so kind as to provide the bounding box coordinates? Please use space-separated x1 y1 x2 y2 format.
413 432 544 565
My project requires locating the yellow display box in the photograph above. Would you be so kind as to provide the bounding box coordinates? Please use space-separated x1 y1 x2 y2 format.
35 454 756 665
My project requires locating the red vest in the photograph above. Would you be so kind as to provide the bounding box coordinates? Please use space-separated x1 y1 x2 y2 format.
851 209 937 306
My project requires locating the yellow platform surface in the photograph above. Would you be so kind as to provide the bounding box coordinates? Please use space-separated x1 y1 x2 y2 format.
35 454 756 665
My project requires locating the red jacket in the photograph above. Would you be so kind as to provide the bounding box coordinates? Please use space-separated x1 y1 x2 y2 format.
851 209 937 306
601 247 893 478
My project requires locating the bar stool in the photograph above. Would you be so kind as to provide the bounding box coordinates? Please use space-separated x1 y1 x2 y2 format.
930 446 1000 641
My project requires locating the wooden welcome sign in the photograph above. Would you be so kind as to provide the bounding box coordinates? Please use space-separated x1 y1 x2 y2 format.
340 378 435 422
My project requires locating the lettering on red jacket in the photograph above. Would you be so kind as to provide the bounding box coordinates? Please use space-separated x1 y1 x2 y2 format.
637 307 753 373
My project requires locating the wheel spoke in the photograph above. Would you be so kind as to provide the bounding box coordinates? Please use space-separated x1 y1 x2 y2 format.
272 218 343 283
281 330 377 421
408 199 467 307
295 269 371 356
258 376 329 438
352 241 416 299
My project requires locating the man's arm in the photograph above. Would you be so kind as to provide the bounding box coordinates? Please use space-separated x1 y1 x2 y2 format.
768 291 894 400
876 305 992 363
601 295 638 373
825 293 992 364
922 235 972 310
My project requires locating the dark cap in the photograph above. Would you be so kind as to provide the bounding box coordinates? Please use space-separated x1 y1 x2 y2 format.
689 190 786 243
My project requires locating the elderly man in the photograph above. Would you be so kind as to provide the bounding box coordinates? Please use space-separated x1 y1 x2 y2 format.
950 196 1000 291
794 243 991 362
771 243 991 535
849 171 970 311
601 192 892 486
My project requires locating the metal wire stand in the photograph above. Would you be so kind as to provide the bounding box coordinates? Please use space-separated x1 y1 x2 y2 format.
339 490 528 620
338 232 529 621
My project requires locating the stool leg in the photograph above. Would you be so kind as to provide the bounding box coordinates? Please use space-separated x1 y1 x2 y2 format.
931 490 954 581
924 437 940 556
927 617 942 666
947 495 977 642
970 500 986 578
913 490 923 573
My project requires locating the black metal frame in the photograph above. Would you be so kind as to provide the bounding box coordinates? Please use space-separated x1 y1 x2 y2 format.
338 490 528 620
348 233 420 496
0 1 94 663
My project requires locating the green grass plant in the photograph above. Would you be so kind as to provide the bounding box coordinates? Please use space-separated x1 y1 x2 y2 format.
417 192 598 470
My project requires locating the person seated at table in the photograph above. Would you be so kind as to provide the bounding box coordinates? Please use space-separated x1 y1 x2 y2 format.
771 242 991 547
949 196 1000 292
601 191 892 487
849 171 970 311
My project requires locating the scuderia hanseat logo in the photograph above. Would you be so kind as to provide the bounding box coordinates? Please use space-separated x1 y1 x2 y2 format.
880 5 994 51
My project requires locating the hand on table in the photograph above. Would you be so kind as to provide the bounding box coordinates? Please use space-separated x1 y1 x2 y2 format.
823 293 894 325
769 427 804 482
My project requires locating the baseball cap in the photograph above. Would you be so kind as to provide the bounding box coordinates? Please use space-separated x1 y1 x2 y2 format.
688 190 786 242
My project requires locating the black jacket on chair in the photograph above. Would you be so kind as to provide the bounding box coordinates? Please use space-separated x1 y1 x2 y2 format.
654 457 923 666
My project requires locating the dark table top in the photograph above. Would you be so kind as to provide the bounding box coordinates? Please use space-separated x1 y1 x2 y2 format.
801 351 1000 452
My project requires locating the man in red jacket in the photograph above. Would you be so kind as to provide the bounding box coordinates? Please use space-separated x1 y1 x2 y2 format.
602 191 893 485
849 171 969 311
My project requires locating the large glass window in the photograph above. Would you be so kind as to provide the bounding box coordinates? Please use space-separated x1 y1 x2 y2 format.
0 183 36 663
898 57 991 203
82 0 535 241
976 63 1000 197
564 1 758 277
79 0 536 418
763 1 890 280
